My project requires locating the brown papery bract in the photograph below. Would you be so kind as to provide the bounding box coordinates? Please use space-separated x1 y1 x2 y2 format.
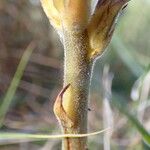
87 0 129 60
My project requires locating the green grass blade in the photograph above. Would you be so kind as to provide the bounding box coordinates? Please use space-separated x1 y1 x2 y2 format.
0 42 35 127
112 35 144 77
111 94 150 147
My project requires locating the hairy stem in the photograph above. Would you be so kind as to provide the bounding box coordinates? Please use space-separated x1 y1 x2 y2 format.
62 29 91 150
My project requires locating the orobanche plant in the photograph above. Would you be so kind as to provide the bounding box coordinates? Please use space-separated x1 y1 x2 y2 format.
40 0 129 149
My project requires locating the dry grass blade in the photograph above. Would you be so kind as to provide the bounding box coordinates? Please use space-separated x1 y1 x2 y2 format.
102 65 114 150
0 127 110 139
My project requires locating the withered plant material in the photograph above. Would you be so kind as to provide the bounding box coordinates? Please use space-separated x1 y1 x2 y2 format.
40 0 129 149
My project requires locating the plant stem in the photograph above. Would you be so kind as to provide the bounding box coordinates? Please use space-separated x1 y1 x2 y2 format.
61 29 91 150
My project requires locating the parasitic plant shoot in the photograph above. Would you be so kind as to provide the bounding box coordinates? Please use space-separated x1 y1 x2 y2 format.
40 0 129 149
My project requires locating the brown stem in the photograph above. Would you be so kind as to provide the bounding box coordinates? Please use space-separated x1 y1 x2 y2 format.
54 29 91 150
63 29 91 150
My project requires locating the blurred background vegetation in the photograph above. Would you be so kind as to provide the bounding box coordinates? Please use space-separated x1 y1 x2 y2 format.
0 0 150 149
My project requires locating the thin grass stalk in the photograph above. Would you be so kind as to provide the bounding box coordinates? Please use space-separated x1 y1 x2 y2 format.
102 65 114 150
137 70 150 122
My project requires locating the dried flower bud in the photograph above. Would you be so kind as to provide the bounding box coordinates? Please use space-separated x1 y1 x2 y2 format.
62 0 90 31
87 0 129 60
40 0 62 30
40 0 130 60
